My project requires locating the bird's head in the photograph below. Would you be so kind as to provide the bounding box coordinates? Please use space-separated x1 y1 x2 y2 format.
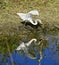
35 19 44 28
35 19 43 25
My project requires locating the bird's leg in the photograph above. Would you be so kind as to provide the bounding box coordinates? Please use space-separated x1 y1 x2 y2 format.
23 20 27 27
24 21 26 26
21 21 26 27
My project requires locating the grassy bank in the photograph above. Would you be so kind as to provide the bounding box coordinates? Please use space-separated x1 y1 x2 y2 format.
0 0 59 53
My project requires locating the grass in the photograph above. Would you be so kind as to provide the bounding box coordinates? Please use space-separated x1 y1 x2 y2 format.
0 0 59 54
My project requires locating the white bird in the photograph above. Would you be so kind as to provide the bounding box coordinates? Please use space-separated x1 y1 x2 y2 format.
16 10 42 25
16 38 37 51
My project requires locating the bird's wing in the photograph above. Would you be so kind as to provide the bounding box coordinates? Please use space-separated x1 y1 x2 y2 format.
17 13 27 21
17 13 32 21
28 10 39 15
16 42 26 51
16 45 21 50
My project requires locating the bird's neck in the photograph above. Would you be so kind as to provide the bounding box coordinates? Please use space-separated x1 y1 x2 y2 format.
27 39 36 45
29 19 38 25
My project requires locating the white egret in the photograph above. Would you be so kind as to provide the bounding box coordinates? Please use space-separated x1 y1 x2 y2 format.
16 10 43 25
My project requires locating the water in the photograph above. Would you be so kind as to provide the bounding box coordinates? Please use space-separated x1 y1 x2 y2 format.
0 36 59 65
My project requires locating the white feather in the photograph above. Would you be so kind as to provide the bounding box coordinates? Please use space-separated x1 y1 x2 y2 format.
28 10 39 15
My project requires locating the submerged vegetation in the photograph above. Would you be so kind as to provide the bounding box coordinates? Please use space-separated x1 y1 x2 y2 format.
0 0 59 54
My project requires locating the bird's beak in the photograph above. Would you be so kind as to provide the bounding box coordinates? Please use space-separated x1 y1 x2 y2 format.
40 23 44 28
40 22 43 25
38 19 43 25
38 21 44 28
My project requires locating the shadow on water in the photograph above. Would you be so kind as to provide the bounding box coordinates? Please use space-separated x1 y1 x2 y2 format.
0 36 59 65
